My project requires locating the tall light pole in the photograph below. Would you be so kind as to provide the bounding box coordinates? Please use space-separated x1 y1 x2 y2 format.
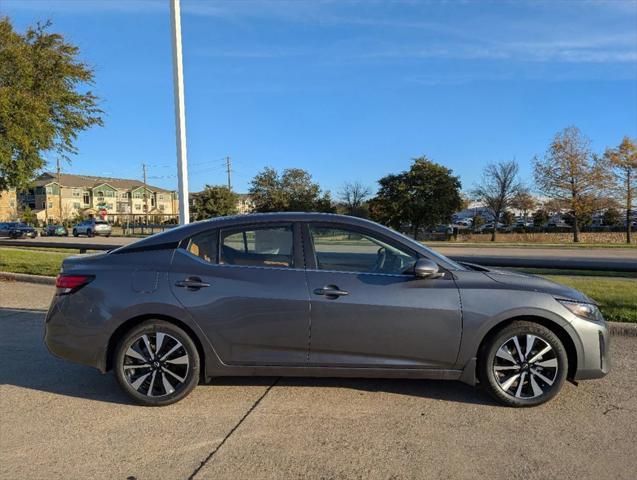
170 0 190 224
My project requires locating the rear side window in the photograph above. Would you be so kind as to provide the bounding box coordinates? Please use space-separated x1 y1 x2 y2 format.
220 225 294 268
186 230 218 263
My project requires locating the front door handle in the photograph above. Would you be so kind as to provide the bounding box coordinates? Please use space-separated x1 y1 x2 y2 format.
175 277 210 290
313 286 349 298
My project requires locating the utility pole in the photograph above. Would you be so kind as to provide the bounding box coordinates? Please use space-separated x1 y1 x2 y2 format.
225 156 232 191
56 158 63 223
170 0 190 225
142 163 149 228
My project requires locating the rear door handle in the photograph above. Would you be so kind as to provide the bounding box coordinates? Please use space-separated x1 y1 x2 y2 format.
313 286 349 298
175 277 210 290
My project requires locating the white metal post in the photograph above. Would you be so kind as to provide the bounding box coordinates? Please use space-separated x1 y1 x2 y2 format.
170 0 190 225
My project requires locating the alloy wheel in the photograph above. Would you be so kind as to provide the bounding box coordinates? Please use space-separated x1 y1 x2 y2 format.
121 332 190 398
492 334 558 399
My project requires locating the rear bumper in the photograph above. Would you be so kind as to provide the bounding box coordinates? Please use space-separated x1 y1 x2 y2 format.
44 296 108 372
572 318 610 380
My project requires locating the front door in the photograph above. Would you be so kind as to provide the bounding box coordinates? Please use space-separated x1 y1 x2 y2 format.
304 224 462 369
170 223 310 366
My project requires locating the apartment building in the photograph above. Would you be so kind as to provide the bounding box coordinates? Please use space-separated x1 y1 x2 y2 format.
0 188 18 221
236 194 254 214
19 173 179 223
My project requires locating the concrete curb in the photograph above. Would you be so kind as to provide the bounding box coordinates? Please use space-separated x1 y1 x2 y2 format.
0 271 56 285
608 322 637 337
1 270 636 336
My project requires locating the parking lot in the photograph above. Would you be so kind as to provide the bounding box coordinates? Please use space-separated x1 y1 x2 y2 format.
1 280 636 480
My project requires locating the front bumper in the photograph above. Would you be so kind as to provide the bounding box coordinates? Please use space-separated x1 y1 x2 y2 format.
572 317 610 380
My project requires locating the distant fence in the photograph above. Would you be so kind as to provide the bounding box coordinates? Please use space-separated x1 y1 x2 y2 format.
2 239 635 272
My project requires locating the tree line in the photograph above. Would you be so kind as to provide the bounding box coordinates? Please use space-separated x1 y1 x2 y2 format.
192 128 635 244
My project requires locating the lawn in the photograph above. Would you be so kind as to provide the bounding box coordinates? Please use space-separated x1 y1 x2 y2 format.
543 275 637 323
0 247 70 277
1 247 635 323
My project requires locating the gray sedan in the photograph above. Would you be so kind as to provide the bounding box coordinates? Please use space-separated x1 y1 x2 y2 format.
45 213 609 406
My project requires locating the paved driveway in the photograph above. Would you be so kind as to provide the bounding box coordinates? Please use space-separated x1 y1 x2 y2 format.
1 281 635 479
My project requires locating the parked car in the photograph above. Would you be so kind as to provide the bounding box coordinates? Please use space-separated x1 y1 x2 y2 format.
0 222 37 239
41 224 69 237
477 222 505 233
72 218 112 237
45 213 609 407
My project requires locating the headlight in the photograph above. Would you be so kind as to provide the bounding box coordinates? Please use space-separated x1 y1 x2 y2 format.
558 299 604 322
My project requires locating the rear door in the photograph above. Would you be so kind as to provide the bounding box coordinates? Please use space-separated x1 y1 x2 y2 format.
304 223 462 369
170 223 310 366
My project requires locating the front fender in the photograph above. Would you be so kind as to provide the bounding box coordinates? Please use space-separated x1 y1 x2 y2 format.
455 289 584 371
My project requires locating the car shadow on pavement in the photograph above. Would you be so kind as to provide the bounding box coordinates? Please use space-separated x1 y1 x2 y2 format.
0 307 495 407
206 377 498 407
0 307 133 405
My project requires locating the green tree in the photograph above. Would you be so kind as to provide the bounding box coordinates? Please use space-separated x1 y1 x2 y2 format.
20 205 37 225
472 214 485 231
190 185 238 220
472 160 521 242
602 207 622 227
534 127 611 242
532 209 549 228
501 210 515 227
370 157 463 238
249 167 333 212
0 18 103 190
604 137 637 243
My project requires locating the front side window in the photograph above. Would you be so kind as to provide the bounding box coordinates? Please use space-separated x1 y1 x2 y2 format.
309 226 417 275
220 225 294 268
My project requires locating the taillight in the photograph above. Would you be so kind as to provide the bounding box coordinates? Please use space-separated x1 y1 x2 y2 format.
55 274 94 294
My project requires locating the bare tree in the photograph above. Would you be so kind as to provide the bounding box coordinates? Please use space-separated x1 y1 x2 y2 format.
338 181 371 217
472 160 521 241
534 127 611 242
604 137 637 244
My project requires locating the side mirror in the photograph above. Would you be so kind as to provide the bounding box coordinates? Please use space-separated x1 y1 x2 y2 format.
413 258 443 278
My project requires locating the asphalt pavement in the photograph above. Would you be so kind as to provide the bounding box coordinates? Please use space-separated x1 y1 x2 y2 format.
1 280 636 480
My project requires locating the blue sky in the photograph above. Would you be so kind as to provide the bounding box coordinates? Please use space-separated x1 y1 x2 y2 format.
3 0 637 195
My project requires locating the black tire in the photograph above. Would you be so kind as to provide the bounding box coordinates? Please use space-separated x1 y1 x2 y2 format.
114 320 200 406
72 229 78 237
478 321 567 407
87 229 93 237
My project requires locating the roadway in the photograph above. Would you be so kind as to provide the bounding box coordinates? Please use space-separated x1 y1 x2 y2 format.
1 280 635 479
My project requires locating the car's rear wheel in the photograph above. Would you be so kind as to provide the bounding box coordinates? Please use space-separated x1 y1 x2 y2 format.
72 229 78 237
114 320 200 406
478 321 567 407
87 229 93 237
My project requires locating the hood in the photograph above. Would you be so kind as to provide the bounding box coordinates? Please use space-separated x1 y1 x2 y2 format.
461 263 593 304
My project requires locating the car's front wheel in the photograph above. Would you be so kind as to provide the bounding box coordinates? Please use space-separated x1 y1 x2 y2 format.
72 229 78 237
478 321 568 407
114 320 200 406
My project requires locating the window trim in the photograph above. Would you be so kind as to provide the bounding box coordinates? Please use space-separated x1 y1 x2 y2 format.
301 221 424 276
